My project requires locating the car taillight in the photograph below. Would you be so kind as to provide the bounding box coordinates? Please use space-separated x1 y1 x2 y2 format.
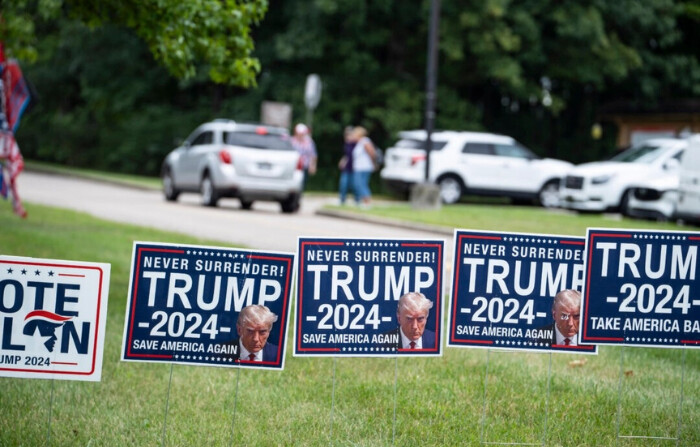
411 154 426 165
219 150 232 164
296 157 304 171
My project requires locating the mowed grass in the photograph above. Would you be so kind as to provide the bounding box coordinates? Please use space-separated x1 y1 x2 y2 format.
0 201 698 446
331 201 690 236
25 160 162 191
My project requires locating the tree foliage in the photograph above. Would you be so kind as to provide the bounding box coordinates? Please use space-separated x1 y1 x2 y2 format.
6 0 700 191
1 0 267 87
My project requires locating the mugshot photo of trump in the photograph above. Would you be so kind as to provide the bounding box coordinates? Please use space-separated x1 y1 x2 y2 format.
385 292 436 350
222 304 279 362
534 289 581 347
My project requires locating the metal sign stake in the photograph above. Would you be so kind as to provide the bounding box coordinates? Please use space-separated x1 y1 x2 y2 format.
392 356 399 446
541 353 552 447
229 367 241 447
676 348 687 447
616 346 686 445
329 356 337 446
161 363 174 447
46 378 55 446
479 349 491 444
480 350 549 446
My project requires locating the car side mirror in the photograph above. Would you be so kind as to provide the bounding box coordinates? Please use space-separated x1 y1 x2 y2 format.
664 158 680 171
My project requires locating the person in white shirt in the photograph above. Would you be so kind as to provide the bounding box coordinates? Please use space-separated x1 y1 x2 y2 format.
350 126 378 208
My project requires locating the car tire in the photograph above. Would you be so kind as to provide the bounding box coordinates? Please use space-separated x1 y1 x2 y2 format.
240 199 254 210
438 175 463 204
619 189 632 216
538 180 561 208
280 193 300 213
200 174 219 207
162 169 180 201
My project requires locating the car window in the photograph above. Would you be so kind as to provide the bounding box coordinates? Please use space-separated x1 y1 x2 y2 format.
190 131 213 146
610 144 669 164
462 143 493 155
225 131 294 151
494 143 536 159
394 139 447 151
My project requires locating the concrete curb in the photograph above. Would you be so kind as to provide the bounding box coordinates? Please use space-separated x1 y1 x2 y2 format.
315 208 454 236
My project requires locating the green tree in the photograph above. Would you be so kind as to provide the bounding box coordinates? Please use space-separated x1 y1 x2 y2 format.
239 0 698 180
18 22 207 174
1 0 268 87
436 0 698 161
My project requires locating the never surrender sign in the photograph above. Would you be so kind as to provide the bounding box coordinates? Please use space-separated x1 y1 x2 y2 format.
581 228 700 348
121 242 294 369
448 230 595 353
0 255 110 381
295 238 444 357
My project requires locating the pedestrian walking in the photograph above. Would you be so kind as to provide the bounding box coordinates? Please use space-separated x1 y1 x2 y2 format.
350 126 377 208
338 125 359 205
291 123 317 190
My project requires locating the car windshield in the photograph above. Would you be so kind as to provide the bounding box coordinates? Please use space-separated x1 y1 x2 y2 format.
609 144 668 164
394 139 447 151
494 143 538 159
225 131 294 151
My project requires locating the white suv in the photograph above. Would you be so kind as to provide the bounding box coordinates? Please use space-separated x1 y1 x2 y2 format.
559 138 687 214
161 119 304 213
379 130 573 206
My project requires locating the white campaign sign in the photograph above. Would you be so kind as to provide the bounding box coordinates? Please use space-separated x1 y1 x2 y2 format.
0 255 110 381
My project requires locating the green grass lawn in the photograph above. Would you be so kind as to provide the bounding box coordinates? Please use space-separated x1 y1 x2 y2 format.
0 201 698 446
327 201 691 236
25 160 162 190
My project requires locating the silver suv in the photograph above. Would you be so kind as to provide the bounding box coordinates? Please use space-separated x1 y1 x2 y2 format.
161 120 304 213
380 130 573 206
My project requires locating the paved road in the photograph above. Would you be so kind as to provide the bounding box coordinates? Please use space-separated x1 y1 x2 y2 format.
18 171 451 255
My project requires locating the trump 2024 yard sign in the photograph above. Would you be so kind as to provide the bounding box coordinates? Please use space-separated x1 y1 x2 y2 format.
448 230 595 354
581 228 700 348
121 242 295 370
295 238 444 357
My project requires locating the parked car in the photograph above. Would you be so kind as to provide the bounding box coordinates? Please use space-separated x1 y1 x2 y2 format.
676 134 700 225
559 138 688 214
624 173 679 221
379 130 573 206
161 119 304 213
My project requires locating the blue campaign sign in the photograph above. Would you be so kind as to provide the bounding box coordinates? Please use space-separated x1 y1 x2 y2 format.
582 228 700 348
448 230 596 354
121 242 295 369
294 238 444 357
